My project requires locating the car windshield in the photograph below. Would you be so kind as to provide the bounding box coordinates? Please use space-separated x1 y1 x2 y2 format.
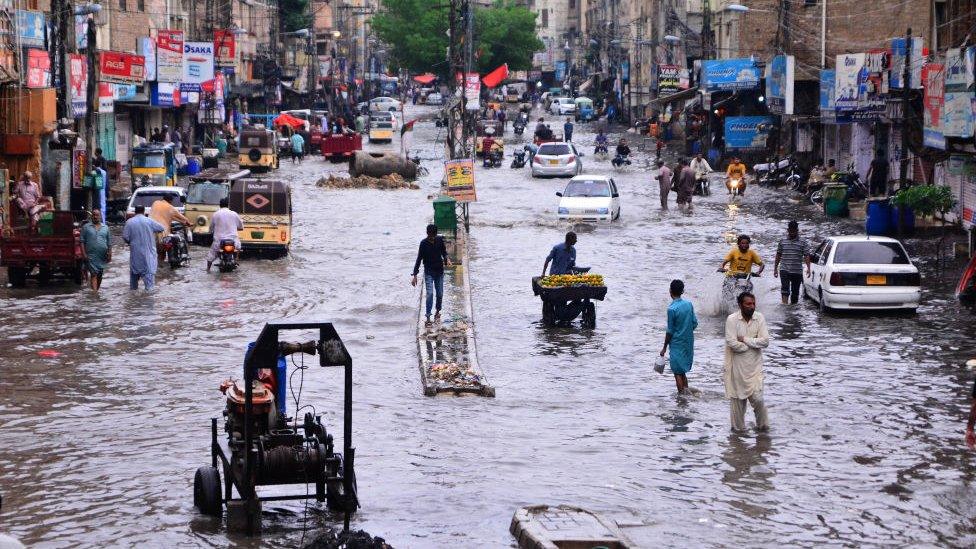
564 180 610 197
833 241 910 264
559 98 574 104
133 153 165 168
133 192 182 208
186 182 229 205
538 144 571 156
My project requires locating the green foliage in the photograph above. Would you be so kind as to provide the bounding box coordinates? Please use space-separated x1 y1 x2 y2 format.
373 0 542 76
890 185 956 217
281 0 312 32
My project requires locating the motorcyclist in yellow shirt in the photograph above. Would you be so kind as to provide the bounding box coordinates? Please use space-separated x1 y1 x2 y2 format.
725 157 748 195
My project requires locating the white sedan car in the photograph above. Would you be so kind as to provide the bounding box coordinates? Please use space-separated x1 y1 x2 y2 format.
556 175 620 222
549 97 577 115
369 96 402 112
531 142 583 178
804 235 921 312
126 186 186 218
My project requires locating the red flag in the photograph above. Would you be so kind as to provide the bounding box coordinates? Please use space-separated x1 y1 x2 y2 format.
481 63 509 89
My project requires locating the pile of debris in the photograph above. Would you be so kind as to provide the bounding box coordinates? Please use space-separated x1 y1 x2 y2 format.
303 528 393 549
426 361 484 388
316 173 419 190
420 320 471 340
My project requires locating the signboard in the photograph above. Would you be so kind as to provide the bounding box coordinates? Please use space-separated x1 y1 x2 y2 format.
724 116 775 150
554 61 566 82
151 82 181 107
16 10 45 47
72 149 87 190
113 84 137 101
819 69 836 111
835 53 865 110
944 92 973 137
98 51 146 85
181 42 215 92
156 30 184 83
98 82 114 113
214 29 237 66
69 54 87 117
963 173 976 229
444 159 477 202
138 37 157 81
766 55 794 115
620 61 630 83
701 59 760 92
657 64 681 94
464 72 480 110
890 37 924 89
25 48 50 88
922 63 945 149
75 15 89 49
860 50 888 113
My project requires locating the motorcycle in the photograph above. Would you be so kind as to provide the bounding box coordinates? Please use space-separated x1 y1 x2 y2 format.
483 148 503 168
611 153 632 168
594 143 609 161
510 150 527 169
719 269 759 314
513 113 528 136
726 176 746 197
754 156 791 186
830 162 869 201
162 222 190 269
217 239 239 273
694 175 711 196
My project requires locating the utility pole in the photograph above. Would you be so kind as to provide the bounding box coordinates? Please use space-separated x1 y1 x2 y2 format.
308 0 317 110
899 27 912 189
49 0 68 121
84 21 96 210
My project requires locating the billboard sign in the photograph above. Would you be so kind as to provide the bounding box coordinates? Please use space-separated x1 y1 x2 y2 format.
834 53 864 110
181 42 215 92
156 30 184 83
25 48 50 88
445 159 477 202
657 64 682 94
464 72 480 110
702 59 760 92
69 54 87 117
766 55 794 115
16 10 45 47
724 116 775 150
922 63 945 149
214 29 237 66
138 37 157 81
890 37 924 89
151 82 181 107
98 51 146 85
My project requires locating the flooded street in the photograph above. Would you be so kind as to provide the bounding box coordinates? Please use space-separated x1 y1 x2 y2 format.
3 104 976 547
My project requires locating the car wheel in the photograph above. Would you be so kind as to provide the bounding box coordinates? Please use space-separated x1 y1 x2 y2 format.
818 288 830 313
614 207 621 220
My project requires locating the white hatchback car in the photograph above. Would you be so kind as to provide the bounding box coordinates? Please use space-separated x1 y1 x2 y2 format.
550 97 577 115
804 235 921 312
126 186 187 218
556 175 620 222
531 142 583 178
369 96 402 112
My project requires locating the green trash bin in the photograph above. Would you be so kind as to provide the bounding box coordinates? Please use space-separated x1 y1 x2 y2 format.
823 183 849 217
37 211 54 236
432 195 457 232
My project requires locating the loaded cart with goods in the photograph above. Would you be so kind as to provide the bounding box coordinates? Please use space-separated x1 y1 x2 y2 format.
532 272 607 328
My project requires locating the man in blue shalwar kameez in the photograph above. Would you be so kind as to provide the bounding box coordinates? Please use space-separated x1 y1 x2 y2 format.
660 279 698 394
122 204 165 291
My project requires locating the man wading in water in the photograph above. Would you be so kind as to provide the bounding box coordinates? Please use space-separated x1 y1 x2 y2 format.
660 279 698 394
724 291 771 432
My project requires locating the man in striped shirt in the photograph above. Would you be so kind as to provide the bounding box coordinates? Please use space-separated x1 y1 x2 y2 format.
773 220 811 305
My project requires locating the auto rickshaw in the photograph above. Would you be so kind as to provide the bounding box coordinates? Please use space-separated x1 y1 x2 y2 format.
229 178 292 256
575 97 595 122
185 168 251 245
368 118 394 143
475 119 505 157
238 126 279 172
131 143 178 188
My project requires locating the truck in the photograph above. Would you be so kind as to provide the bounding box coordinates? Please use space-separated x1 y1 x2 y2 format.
1 209 85 288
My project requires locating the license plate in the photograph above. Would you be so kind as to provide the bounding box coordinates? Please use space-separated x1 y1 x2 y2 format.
866 274 887 285
251 231 265 239
548 159 559 165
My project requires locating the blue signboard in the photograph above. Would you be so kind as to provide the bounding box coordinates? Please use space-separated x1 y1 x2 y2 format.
724 116 774 150
621 61 630 83
819 70 835 111
554 61 566 82
702 59 760 92
17 10 46 47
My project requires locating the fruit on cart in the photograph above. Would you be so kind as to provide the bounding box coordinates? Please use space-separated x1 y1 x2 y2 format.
539 274 605 288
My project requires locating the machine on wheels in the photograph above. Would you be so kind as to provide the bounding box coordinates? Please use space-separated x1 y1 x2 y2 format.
532 272 607 329
193 320 359 535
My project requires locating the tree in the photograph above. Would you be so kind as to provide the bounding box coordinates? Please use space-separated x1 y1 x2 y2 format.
281 0 312 33
373 0 541 77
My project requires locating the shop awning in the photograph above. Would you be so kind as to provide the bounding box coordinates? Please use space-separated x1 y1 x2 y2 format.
413 73 437 85
481 64 509 89
273 113 305 128
650 87 698 108
578 75 597 93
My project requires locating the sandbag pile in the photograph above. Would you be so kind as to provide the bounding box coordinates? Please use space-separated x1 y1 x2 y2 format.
316 173 419 190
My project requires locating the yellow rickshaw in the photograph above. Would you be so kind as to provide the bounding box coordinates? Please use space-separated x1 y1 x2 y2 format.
368 118 394 143
475 119 505 156
185 168 251 245
229 178 292 256
131 143 178 188
238 127 279 172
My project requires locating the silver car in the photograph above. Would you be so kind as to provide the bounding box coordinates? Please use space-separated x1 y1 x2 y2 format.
531 142 583 178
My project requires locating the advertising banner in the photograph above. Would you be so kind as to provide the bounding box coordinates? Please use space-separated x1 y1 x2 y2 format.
963 173 976 229
16 10 45 47
113 84 137 101
766 55 794 115
98 82 114 113
69 54 87 117
701 59 760 92
156 30 184 83
819 69 836 111
181 42 215 92
464 72 480 110
922 63 945 149
151 82 181 107
860 50 888 113
444 159 477 202
72 150 87 190
554 61 566 83
724 116 775 150
75 15 89 49
138 37 157 81
890 37 924 89
25 48 50 88
214 29 237 66
657 64 681 94
98 51 146 85
944 92 973 137
834 53 865 110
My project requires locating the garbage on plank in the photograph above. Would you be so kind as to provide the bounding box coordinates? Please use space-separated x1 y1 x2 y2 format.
316 173 420 190
427 361 484 388
421 320 471 340
302 528 393 549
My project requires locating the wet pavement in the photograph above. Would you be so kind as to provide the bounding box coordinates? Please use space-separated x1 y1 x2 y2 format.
2 104 976 547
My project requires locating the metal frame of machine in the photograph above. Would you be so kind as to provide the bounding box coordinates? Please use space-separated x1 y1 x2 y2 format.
193 320 359 535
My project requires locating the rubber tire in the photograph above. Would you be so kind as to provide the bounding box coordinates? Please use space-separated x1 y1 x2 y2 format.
7 266 27 288
194 466 223 517
818 288 830 313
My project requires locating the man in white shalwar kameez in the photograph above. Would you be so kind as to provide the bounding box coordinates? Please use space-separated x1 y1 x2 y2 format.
724 291 770 431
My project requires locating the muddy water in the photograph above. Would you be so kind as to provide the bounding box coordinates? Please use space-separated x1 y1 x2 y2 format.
2 105 976 547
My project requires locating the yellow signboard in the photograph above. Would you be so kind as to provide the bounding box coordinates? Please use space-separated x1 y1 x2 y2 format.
445 159 477 202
